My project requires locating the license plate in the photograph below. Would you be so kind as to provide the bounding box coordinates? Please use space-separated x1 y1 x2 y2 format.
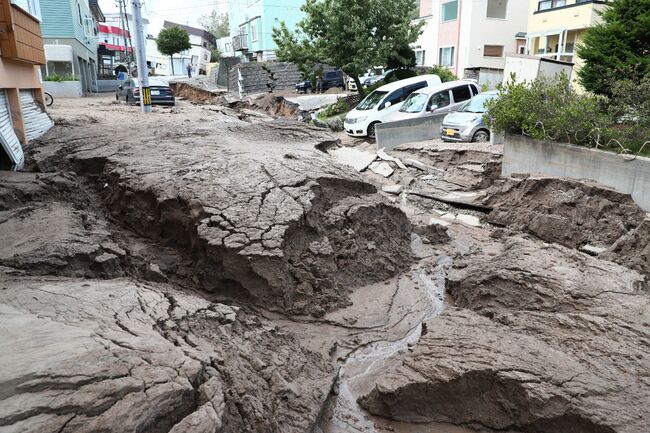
151 90 160 95
446 128 455 136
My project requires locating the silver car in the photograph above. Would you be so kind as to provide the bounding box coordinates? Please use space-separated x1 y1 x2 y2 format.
440 91 498 142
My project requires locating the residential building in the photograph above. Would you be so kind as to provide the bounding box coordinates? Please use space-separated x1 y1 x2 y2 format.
216 36 234 58
1 0 51 170
162 21 216 76
97 21 131 77
411 0 528 87
228 0 305 61
525 0 608 90
39 0 103 93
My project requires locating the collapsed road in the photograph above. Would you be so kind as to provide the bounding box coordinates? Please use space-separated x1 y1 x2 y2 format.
0 95 648 433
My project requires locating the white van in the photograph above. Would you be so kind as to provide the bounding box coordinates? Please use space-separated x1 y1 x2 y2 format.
385 80 480 123
344 74 442 138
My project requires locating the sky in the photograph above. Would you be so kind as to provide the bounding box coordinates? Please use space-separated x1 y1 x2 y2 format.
98 0 228 35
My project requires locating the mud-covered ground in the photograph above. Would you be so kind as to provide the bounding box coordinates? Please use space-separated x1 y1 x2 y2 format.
0 95 648 433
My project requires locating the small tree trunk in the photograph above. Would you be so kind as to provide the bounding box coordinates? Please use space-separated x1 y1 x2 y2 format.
353 76 365 97
170 56 175 76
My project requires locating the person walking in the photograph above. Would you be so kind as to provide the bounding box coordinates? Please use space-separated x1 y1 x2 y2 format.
186 63 192 79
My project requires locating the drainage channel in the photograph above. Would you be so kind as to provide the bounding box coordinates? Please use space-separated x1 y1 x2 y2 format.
318 256 478 433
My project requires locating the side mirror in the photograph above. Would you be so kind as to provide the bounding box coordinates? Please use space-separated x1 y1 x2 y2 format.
428 104 438 112
384 101 392 109
118 85 123 90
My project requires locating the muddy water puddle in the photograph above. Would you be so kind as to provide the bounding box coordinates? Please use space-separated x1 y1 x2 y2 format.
319 257 479 433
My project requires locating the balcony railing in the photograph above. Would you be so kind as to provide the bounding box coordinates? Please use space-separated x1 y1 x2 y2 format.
233 34 248 51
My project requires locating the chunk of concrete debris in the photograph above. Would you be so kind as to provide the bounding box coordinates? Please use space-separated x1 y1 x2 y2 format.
580 244 607 256
382 184 403 195
377 148 408 170
369 161 394 178
440 212 482 227
404 158 435 172
145 263 168 282
332 147 377 172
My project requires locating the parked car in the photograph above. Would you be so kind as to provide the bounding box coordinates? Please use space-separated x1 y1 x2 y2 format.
116 78 175 106
344 74 443 138
295 80 312 93
385 80 480 123
440 90 498 142
296 71 345 93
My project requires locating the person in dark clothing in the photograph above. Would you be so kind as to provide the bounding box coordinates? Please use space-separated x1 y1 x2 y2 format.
186 63 192 79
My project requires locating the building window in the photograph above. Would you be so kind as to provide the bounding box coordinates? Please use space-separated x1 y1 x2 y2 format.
486 0 507 19
250 19 258 42
538 0 566 11
415 50 425 66
484 45 504 57
11 0 41 20
77 2 83 25
439 46 455 67
519 45 526 54
441 1 458 22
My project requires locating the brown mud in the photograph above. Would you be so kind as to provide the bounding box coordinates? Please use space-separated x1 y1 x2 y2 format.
1 96 648 433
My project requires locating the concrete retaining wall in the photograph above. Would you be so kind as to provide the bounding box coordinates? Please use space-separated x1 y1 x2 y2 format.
228 62 302 96
375 114 445 151
43 81 83 98
503 134 650 211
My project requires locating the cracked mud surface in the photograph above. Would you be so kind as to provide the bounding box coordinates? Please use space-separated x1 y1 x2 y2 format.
1 96 649 433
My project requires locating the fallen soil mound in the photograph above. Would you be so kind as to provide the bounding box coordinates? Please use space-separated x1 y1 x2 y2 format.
0 277 332 433
169 82 223 104
603 216 650 280
484 177 646 250
360 236 650 433
30 113 412 315
390 141 503 190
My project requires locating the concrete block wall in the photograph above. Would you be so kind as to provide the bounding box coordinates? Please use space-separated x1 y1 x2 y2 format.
503 135 650 211
375 114 446 150
227 62 302 97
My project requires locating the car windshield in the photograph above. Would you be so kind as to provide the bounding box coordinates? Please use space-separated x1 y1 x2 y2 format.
459 94 496 113
399 93 428 113
356 90 388 111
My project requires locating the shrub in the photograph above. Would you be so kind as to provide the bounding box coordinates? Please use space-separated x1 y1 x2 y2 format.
317 98 351 119
485 72 610 146
604 74 650 155
42 72 80 82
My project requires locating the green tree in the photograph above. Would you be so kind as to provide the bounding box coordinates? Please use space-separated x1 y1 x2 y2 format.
156 26 191 76
272 0 423 96
198 10 230 38
577 0 650 96
210 48 222 63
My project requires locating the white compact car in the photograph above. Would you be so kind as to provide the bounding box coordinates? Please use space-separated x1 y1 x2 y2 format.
344 74 442 138
385 80 480 123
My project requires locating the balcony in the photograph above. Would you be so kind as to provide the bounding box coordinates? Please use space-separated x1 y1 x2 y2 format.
233 34 248 51
0 2 46 64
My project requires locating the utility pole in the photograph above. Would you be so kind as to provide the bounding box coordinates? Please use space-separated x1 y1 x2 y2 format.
131 0 151 113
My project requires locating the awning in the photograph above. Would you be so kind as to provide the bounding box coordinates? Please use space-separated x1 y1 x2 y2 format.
98 24 130 38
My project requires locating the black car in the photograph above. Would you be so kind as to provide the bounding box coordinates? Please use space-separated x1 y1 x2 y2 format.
295 70 346 93
116 78 175 106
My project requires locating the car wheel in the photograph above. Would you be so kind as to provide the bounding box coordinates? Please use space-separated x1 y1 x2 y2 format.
367 122 380 139
472 130 490 142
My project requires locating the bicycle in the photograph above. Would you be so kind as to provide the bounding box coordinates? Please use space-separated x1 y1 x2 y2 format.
44 92 53 107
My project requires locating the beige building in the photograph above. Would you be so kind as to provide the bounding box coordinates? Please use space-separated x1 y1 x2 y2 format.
1 0 51 170
525 0 608 90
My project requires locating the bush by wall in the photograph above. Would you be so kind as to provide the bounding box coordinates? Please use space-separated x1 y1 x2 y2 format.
42 72 80 82
485 72 649 157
